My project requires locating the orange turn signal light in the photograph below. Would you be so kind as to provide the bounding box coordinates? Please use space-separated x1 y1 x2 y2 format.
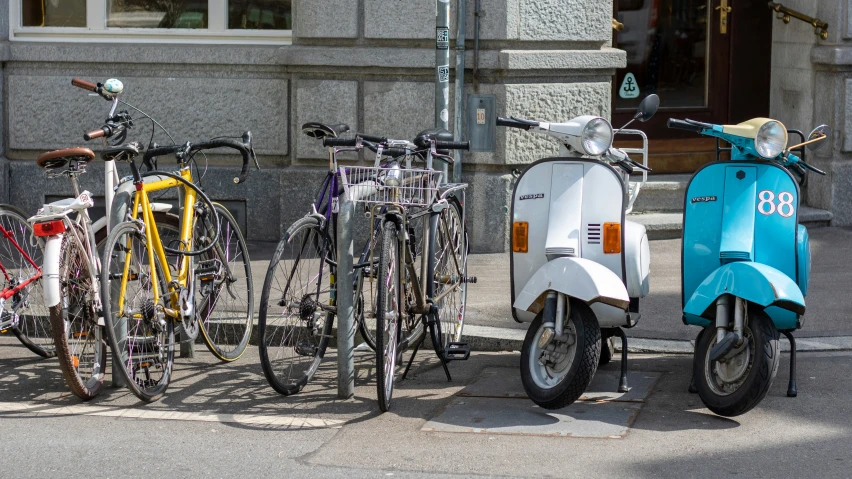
603 222 621 254
512 222 529 253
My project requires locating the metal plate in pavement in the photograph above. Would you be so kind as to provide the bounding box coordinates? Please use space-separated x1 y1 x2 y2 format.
456 367 661 403
422 397 642 438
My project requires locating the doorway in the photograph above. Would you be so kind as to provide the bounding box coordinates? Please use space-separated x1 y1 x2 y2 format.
613 0 773 173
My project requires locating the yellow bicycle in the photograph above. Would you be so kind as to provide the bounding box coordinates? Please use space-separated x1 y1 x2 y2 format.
100 135 257 402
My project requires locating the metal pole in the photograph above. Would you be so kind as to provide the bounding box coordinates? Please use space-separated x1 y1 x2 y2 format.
336 196 355 398
452 0 466 183
436 0 451 182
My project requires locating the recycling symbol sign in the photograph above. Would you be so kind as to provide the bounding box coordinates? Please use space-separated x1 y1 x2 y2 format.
619 73 640 99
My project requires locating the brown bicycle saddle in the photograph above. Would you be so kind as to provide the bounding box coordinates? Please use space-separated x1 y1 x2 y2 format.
36 147 96 169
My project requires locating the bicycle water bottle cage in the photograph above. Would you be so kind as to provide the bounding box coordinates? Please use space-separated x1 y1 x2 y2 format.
302 122 350 139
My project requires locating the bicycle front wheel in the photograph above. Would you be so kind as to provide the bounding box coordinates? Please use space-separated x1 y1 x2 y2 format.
101 221 175 402
375 220 402 412
49 228 106 400
433 198 468 349
0 206 54 358
258 216 334 396
195 203 253 361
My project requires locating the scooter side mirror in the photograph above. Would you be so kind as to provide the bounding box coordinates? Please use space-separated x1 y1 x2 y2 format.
806 124 831 151
635 94 660 122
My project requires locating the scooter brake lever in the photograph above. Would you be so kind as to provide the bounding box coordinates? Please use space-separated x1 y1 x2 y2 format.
800 160 826 175
627 157 652 172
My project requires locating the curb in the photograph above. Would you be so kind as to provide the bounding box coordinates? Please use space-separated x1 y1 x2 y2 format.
461 325 852 354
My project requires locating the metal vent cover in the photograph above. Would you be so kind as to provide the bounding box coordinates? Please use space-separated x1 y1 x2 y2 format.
587 224 601 244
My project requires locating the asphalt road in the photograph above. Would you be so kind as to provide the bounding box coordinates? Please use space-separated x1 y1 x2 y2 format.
1 339 851 478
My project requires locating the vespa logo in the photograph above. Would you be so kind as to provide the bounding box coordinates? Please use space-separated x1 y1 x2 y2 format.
520 193 545 201
691 196 717 203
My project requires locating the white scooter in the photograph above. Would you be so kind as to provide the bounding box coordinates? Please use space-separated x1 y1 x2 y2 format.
498 94 659 409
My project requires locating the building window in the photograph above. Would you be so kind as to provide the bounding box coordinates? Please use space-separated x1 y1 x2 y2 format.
11 0 292 43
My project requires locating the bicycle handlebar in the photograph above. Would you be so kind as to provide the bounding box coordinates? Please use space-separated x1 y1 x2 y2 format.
496 117 537 130
84 128 108 141
436 140 470 151
142 132 257 184
71 78 98 92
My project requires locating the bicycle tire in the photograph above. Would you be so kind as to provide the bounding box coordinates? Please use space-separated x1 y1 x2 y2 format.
432 198 468 349
375 220 402 412
196 203 253 361
258 215 335 396
357 213 426 352
0 205 54 358
49 227 106 400
101 221 175 402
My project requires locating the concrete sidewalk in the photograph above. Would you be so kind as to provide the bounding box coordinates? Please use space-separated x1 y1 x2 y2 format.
1 341 850 478
244 226 852 352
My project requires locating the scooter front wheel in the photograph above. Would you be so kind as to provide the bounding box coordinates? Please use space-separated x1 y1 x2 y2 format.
694 311 780 417
520 301 601 410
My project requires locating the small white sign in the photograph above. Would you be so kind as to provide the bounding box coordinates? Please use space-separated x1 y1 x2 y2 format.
619 73 640 99
476 108 486 125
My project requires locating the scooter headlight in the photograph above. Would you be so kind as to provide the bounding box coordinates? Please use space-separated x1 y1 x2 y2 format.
755 120 787 159
581 118 614 156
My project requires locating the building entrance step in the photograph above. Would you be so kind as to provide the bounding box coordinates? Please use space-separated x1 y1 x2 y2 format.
629 206 833 240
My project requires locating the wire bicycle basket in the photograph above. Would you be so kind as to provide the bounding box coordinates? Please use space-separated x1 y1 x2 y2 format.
340 166 442 207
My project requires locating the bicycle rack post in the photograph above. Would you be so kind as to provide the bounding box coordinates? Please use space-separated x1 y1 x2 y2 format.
336 195 356 398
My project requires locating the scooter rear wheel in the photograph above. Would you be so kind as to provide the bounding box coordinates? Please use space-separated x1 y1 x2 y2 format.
520 300 601 410
694 311 780 417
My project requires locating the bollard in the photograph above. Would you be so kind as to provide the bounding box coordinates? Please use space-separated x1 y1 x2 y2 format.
336 195 356 399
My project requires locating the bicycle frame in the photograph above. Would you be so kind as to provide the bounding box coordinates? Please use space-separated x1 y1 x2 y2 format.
0 224 42 329
117 167 196 319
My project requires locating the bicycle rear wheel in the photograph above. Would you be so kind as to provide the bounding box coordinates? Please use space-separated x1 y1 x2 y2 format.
101 221 175 402
49 228 106 400
258 216 334 396
0 206 54 358
433 199 467 349
195 203 253 361
375 220 402 412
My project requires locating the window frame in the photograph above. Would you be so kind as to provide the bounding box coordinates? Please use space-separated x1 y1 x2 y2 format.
10 0 292 44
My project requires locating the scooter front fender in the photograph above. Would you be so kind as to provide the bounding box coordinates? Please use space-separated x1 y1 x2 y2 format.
683 262 805 322
513 257 630 314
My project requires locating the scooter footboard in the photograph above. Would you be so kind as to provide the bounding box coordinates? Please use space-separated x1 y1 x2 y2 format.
683 261 805 328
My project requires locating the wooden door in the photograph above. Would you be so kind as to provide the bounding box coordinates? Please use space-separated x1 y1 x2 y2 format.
613 0 772 173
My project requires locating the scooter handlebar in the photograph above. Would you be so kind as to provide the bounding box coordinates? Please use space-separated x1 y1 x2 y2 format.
497 117 536 130
667 118 707 133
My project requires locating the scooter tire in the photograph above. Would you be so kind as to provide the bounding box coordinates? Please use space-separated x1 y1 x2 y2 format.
599 330 616 366
694 312 780 417
520 301 601 410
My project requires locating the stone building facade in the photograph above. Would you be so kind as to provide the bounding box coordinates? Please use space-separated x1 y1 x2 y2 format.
1 1 851 252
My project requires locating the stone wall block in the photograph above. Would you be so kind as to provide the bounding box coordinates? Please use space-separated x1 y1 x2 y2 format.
502 82 611 164
464 171 514 254
293 0 359 39
518 0 611 42
295 80 358 160
7 75 288 156
363 81 438 142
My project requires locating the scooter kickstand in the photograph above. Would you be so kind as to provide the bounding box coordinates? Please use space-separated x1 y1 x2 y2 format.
781 330 798 398
614 328 629 393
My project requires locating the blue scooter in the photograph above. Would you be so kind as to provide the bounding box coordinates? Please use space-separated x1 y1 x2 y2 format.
667 117 829 417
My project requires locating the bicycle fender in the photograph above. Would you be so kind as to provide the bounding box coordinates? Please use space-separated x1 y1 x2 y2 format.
42 234 63 308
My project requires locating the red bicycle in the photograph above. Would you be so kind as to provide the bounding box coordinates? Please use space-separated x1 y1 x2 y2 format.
0 205 53 358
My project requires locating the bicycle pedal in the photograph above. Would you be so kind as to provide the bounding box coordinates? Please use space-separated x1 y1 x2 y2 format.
444 342 470 361
294 343 318 357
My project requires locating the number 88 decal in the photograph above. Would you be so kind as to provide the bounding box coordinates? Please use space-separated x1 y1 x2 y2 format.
758 190 795 218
